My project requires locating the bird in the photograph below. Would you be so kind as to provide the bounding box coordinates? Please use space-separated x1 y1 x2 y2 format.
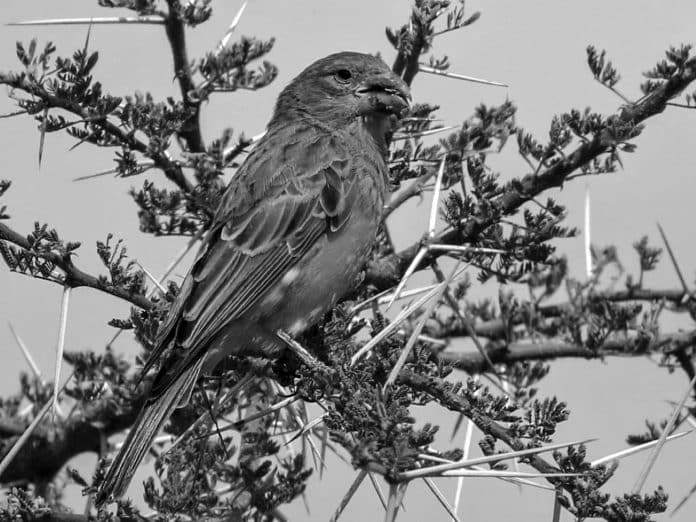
95 51 410 504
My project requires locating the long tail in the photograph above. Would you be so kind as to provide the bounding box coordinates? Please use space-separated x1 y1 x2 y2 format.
95 358 204 504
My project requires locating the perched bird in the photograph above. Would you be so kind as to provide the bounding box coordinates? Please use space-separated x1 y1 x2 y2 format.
96 51 410 503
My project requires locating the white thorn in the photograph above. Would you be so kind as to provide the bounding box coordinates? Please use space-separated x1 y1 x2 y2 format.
418 65 508 87
402 438 595 480
428 243 507 255
584 182 592 279
217 1 249 52
385 247 427 310
632 373 696 493
7 16 165 26
392 125 457 141
453 418 475 518
428 158 447 239
0 399 52 477
52 286 71 418
591 430 693 467
137 261 168 295
8 322 41 380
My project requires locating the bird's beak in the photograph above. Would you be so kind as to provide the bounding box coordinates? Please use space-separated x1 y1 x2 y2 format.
355 75 411 117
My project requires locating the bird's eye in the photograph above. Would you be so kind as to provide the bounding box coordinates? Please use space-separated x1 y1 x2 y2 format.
334 69 352 83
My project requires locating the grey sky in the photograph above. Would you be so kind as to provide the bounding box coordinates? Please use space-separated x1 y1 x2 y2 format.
1 1 695 520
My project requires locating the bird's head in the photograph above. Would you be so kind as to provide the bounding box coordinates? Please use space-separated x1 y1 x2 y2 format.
270 52 411 128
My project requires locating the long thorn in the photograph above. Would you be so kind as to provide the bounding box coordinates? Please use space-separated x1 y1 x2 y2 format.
392 125 457 141
403 438 595 480
632 373 696 493
329 470 367 522
352 267 470 365
423 478 460 522
440 470 581 478
8 322 41 380
428 243 506 255
584 182 592 279
385 247 427 310
73 161 154 182
0 399 52 477
418 65 508 87
217 1 248 52
53 285 71 418
38 108 48 167
428 158 446 239
552 487 563 522
656 222 690 298
591 429 692 467
368 472 388 510
384 262 459 390
453 418 474 518
0 373 73 477
384 482 408 522
8 16 165 26
136 261 167 295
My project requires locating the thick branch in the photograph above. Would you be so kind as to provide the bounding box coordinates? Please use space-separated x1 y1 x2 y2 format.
367 57 696 290
164 3 205 153
436 287 691 342
0 392 142 485
0 221 154 310
441 330 696 373
0 71 194 194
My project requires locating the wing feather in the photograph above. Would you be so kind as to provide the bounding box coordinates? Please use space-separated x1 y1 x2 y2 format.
145 126 360 397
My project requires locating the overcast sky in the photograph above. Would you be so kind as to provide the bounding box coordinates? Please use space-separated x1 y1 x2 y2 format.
1 1 696 520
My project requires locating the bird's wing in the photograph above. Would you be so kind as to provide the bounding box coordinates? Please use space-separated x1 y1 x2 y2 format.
145 128 360 397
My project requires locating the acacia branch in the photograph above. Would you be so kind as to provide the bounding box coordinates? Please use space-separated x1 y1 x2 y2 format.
367 57 696 290
0 71 194 194
431 287 691 342
0 221 154 310
398 369 560 475
164 2 205 153
440 330 696 374
0 391 143 485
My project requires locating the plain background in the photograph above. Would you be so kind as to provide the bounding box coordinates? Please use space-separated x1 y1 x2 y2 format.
1 1 696 520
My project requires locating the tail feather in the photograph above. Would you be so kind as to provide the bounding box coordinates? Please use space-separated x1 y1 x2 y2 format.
96 358 204 504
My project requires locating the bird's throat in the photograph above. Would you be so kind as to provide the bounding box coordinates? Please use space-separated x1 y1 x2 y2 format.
361 114 395 153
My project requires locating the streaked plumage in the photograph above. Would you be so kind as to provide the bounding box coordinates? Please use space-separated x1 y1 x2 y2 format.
96 52 410 503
